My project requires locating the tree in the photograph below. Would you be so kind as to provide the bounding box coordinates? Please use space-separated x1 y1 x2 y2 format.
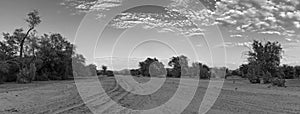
168 55 189 78
130 69 140 76
36 33 75 80
246 40 283 84
239 64 249 78
102 65 107 74
280 65 296 79
87 64 97 76
139 58 165 77
0 61 10 84
72 54 88 77
295 66 300 79
199 63 210 79
20 10 41 59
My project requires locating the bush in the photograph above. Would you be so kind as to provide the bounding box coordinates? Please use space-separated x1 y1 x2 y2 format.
130 69 140 76
106 71 114 77
16 68 31 84
29 63 36 81
271 77 286 87
262 72 272 84
247 73 260 84
36 73 49 81
5 62 20 82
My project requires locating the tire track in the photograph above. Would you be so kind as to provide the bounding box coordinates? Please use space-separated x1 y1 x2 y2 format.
52 78 120 114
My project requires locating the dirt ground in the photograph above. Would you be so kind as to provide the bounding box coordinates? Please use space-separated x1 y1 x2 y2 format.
0 76 300 114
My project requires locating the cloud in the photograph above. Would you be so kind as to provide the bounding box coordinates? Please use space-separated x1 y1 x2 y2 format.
214 41 252 49
62 0 300 38
193 0 300 37
259 31 281 35
61 0 122 17
230 34 243 38
109 11 205 37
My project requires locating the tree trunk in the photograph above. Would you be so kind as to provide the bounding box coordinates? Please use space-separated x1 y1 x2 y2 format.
19 27 34 58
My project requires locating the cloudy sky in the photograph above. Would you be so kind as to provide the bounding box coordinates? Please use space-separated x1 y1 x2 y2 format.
1 0 300 70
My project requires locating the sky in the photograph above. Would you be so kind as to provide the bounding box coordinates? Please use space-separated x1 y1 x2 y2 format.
1 0 300 70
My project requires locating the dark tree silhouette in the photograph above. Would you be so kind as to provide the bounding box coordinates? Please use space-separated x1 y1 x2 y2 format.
168 55 189 78
102 65 107 74
139 58 165 77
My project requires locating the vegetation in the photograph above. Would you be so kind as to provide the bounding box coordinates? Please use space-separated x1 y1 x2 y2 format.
1 10 299 88
126 55 211 79
139 58 165 77
97 65 114 77
167 55 188 78
227 40 299 87
0 10 96 84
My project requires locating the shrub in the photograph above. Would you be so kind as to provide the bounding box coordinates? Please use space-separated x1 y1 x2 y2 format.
130 69 140 76
16 68 31 84
263 72 272 84
106 70 114 77
29 63 36 81
36 72 49 81
271 77 286 87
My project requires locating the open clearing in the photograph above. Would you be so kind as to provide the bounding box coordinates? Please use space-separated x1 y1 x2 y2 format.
0 76 300 114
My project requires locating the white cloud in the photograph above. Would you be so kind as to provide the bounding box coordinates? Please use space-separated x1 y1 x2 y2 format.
230 34 243 38
259 31 281 35
62 0 300 38
294 21 300 28
195 0 300 36
110 12 205 37
215 41 252 49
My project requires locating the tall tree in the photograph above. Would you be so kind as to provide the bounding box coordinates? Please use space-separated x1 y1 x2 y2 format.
20 10 41 59
168 55 189 78
246 40 283 84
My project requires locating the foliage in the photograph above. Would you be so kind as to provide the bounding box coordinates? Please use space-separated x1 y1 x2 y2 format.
35 33 74 80
244 40 284 86
87 64 97 76
190 62 210 79
97 66 114 77
0 61 10 84
280 65 296 79
20 10 41 59
102 65 107 74
168 55 189 78
16 68 32 84
199 63 210 79
239 64 249 78
130 69 140 76
295 66 300 79
139 58 165 77
271 77 286 87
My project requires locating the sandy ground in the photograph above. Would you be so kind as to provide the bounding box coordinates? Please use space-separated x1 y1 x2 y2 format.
0 76 300 114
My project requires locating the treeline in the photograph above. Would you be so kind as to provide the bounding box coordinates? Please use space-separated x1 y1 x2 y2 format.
123 55 211 79
230 64 300 80
0 10 92 84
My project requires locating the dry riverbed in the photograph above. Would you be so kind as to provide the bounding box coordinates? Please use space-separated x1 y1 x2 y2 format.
0 76 300 114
